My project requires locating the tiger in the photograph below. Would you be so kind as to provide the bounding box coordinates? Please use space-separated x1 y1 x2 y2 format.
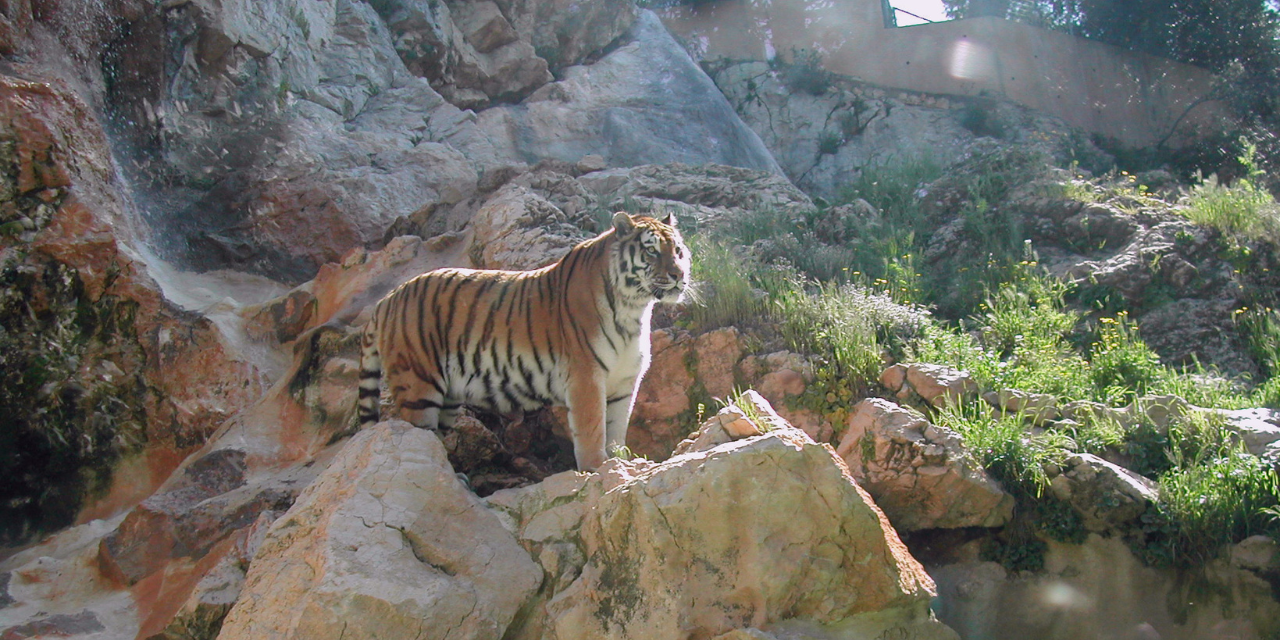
357 211 691 471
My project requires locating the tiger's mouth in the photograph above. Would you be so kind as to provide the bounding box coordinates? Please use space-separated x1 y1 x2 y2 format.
652 281 685 300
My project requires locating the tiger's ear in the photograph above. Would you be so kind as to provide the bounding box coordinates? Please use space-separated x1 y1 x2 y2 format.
612 211 637 236
662 212 676 227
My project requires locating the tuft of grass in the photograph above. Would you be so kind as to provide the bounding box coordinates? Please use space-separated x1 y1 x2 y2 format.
1087 313 1162 404
686 238 776 332
1180 139 1280 243
935 401 1073 500
1147 449 1280 565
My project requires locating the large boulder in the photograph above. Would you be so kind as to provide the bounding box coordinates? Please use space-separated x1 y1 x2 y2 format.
217 421 542 639
477 11 780 173
836 398 1014 530
487 394 958 640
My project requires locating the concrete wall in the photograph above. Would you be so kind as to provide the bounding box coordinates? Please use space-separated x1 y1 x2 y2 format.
661 0 1232 148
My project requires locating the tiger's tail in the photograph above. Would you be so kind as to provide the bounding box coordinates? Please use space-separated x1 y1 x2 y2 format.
357 321 383 428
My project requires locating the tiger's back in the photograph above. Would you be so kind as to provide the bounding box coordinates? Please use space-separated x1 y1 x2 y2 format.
358 212 690 471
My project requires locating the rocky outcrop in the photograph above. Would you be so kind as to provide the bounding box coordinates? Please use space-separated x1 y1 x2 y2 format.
880 363 981 410
218 421 543 639
0 70 266 546
836 398 1014 530
487 392 958 640
1047 453 1159 532
1004 182 1280 378
130 0 778 277
478 12 780 175
704 59 1093 199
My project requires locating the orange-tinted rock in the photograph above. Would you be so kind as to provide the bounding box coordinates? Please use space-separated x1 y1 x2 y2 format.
629 327 695 459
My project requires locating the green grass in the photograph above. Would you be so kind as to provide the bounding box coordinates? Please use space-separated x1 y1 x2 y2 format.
1180 140 1280 243
935 401 1073 499
1145 449 1280 565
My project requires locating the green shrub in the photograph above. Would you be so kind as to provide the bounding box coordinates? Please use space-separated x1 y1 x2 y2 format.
1180 139 1280 243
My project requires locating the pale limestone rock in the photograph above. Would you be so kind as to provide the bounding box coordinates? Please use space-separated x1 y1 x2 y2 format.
1127 394 1192 428
985 388 1060 424
739 351 830 442
217 421 541 640
576 154 607 174
1216 408 1280 458
1230 536 1280 572
488 423 956 640
672 389 784 456
1048 453 1158 532
476 12 780 173
903 364 980 409
1059 400 1136 428
836 399 1013 530
468 183 590 270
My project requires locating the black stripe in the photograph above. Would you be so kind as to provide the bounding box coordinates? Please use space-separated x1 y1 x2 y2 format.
402 398 443 410
607 394 631 404
359 387 381 398
359 370 381 380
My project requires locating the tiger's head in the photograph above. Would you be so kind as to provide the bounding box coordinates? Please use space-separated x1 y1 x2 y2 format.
611 211 691 304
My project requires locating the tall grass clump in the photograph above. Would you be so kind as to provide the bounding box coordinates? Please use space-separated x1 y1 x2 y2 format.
935 401 1073 500
1181 139 1280 243
774 281 928 383
841 155 943 228
1146 448 1280 565
686 237 781 331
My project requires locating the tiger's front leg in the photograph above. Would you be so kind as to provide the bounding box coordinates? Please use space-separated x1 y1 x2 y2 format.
566 370 608 471
604 386 634 458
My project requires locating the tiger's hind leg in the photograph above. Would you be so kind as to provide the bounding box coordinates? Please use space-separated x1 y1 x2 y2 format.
357 326 384 429
386 366 449 430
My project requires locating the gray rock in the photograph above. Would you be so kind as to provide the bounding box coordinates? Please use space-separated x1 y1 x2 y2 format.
1049 453 1158 532
476 11 781 173
1217 408 1280 458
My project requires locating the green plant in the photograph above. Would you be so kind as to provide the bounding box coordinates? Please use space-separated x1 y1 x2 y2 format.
817 131 843 155
774 282 885 385
1088 313 1163 403
1237 305 1280 378
935 401 1074 500
777 48 832 96
686 237 791 332
719 387 773 431
1180 139 1280 242
1154 448 1280 563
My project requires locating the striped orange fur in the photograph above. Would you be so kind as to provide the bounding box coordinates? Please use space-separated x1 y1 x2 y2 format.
358 212 690 470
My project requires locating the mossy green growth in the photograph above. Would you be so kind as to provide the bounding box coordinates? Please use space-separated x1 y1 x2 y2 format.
0 254 148 545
